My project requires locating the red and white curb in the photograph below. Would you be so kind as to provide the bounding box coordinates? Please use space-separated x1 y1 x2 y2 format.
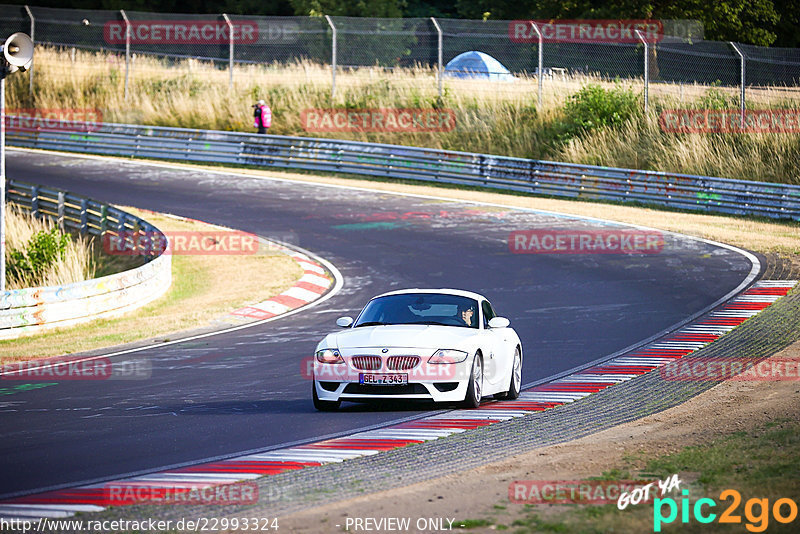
228 246 333 321
0 280 795 520
138 210 334 322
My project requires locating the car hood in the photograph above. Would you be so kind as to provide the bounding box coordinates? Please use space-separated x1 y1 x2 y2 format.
332 324 478 350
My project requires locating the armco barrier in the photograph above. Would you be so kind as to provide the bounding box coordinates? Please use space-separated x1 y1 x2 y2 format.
7 120 800 220
1 180 171 339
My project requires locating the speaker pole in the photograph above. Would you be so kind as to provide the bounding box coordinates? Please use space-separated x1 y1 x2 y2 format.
1 68 6 292
0 33 34 292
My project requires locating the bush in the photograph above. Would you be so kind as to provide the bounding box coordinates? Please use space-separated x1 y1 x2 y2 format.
697 84 735 110
562 84 640 138
7 226 71 284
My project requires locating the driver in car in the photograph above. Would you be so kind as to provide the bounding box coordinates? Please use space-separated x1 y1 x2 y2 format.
459 303 476 327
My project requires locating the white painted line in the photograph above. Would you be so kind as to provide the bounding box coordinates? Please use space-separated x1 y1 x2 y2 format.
349 429 461 439
550 376 620 384
0 504 104 513
131 473 252 483
0 507 76 518
248 300 291 315
524 392 591 401
737 295 782 301
299 273 332 288
603 359 660 366
649 342 706 349
284 286 325 302
426 412 517 420
613 357 674 365
297 261 326 275
572 373 640 380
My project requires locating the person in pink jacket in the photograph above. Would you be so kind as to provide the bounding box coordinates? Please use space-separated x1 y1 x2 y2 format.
253 100 272 134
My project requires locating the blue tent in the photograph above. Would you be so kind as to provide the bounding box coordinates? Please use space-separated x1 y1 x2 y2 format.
444 51 515 82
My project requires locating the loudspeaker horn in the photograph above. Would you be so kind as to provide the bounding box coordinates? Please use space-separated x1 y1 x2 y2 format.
3 33 34 72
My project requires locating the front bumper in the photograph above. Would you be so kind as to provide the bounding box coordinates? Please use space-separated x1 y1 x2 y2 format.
312 351 472 403
313 377 469 403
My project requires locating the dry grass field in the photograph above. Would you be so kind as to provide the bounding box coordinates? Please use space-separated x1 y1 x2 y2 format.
7 46 799 184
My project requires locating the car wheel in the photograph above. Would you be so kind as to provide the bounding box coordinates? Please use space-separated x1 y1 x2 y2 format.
312 381 341 411
461 353 483 409
496 347 521 400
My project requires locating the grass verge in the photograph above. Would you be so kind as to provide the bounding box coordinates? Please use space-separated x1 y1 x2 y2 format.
456 417 800 533
0 207 304 362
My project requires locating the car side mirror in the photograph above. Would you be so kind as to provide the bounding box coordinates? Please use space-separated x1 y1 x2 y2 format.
488 317 510 329
336 316 354 328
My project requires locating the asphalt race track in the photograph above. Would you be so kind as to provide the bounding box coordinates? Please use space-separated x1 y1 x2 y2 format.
1 150 756 499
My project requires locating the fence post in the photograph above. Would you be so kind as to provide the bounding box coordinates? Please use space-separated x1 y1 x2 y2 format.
325 15 337 99
120 10 131 101
636 29 649 113
57 191 65 230
24 5 34 95
530 21 542 109
79 198 88 235
430 17 443 99
730 42 746 124
223 13 234 90
31 185 39 217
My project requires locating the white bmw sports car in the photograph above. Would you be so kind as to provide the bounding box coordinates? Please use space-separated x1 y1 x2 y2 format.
312 289 523 411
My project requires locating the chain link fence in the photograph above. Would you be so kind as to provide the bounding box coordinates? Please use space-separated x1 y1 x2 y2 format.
2 4 800 111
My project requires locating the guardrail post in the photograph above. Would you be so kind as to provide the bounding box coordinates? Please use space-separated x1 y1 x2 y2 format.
636 30 649 114
223 14 234 90
24 5 34 95
79 198 88 235
120 10 131 101
57 191 65 230
730 42 746 125
31 185 39 217
100 204 108 234
530 21 543 109
325 15 337 99
430 17 443 100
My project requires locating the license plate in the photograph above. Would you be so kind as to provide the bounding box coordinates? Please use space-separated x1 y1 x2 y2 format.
359 373 408 385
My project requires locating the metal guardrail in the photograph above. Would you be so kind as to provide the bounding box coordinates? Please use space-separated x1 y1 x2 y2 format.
1 180 171 339
7 120 800 221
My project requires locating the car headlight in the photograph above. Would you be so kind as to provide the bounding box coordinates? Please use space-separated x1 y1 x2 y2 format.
316 348 344 364
428 349 468 364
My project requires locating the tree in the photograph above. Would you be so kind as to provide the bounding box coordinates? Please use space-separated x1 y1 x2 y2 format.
289 0 405 17
453 0 781 46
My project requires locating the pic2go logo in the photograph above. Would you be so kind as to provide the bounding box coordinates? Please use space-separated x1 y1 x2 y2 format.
653 489 798 532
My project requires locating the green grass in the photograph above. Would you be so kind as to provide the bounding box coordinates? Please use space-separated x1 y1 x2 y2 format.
478 419 800 533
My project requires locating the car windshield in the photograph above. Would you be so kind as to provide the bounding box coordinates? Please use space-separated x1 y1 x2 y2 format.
354 293 480 329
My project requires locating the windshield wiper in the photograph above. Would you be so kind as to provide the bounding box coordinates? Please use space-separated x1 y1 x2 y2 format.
354 321 390 327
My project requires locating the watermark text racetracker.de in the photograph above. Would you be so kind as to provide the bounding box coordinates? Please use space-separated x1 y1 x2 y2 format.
103 230 295 256
661 357 800 381
1 355 151 381
660 109 800 133
104 20 258 44
102 481 257 506
5 108 103 132
509 479 659 505
1 517 278 533
509 19 663 43
302 108 456 133
509 229 664 254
